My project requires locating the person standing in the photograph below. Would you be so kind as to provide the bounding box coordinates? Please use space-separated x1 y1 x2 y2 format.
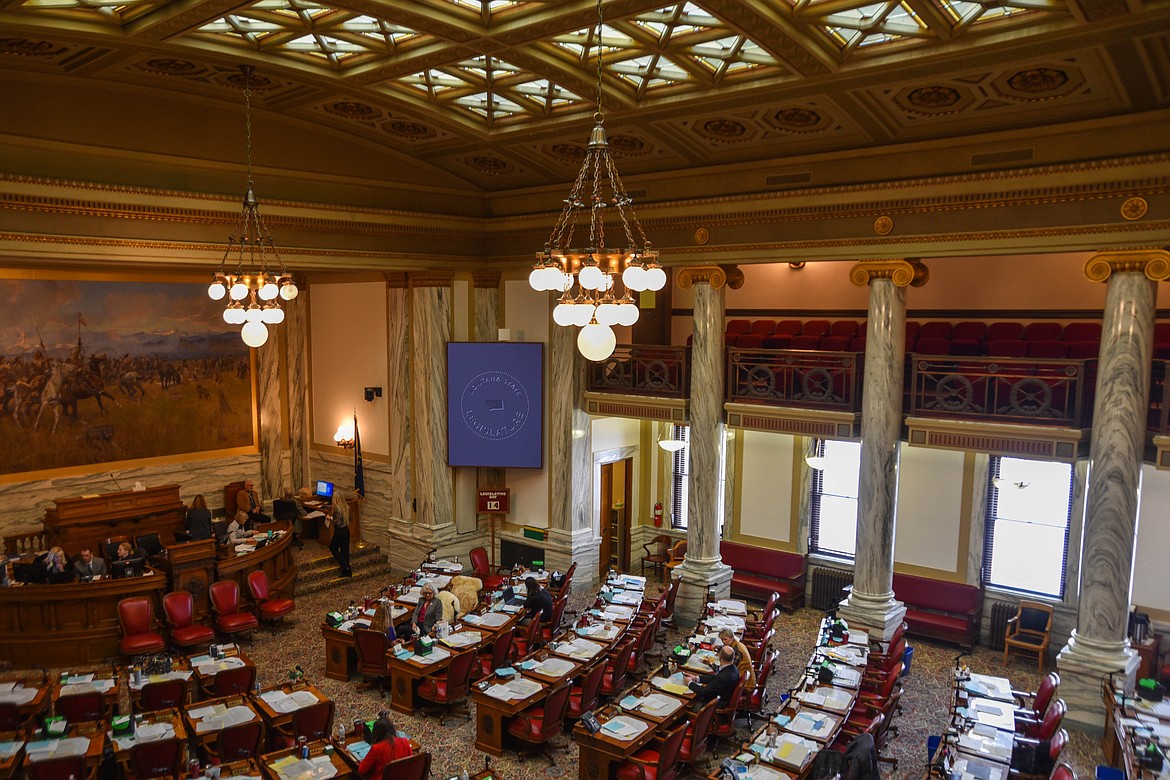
185 494 213 541
327 491 351 577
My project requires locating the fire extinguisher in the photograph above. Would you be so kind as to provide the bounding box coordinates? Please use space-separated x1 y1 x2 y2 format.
653 501 663 527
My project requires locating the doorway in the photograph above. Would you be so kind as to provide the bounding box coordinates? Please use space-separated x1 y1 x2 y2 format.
599 457 633 578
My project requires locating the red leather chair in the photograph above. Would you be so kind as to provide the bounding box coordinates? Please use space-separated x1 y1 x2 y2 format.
118 597 166 656
740 649 778 725
0 702 22 731
275 700 335 747
162 591 214 650
566 661 606 721
743 628 774 665
209 580 259 640
247 570 295 630
859 660 903 708
138 679 187 711
416 649 477 724
28 755 87 780
210 720 264 762
469 547 505 590
55 690 104 722
1050 764 1075 780
538 596 568 644
203 666 256 698
475 627 514 680
747 593 779 624
506 681 573 764
552 561 578 600
510 618 542 659
678 699 718 771
615 720 688 780
1011 729 1068 780
1017 699 1065 740
129 736 185 779
355 628 394 694
383 752 431 780
711 677 746 749
1013 671 1059 722
600 641 635 698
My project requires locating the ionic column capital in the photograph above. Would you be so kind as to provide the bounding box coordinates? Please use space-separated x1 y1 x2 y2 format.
1083 249 1170 283
408 271 455 288
849 259 929 288
676 264 744 290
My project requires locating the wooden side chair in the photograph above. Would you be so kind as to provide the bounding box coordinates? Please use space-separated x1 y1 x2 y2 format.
1003 600 1054 671
641 535 672 581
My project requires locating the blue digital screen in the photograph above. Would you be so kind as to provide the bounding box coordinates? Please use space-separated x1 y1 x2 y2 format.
447 342 543 468
314 480 334 499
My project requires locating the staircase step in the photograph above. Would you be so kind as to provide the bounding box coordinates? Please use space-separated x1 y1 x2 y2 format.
298 566 389 595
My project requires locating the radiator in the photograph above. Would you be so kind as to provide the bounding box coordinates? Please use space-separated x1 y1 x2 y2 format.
987 601 1016 650
810 567 854 611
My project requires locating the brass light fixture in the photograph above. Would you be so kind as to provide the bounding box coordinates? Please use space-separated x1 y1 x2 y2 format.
207 65 298 348
529 0 664 362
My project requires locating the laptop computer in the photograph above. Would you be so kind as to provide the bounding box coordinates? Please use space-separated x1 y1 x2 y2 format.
501 585 526 607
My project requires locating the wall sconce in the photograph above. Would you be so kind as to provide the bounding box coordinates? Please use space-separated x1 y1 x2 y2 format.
789 262 806 270
333 421 355 449
364 386 383 403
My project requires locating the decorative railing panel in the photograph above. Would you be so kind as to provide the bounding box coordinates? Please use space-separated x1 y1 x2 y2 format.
1149 360 1170 435
726 349 862 412
587 345 689 399
3 529 47 556
909 355 1096 428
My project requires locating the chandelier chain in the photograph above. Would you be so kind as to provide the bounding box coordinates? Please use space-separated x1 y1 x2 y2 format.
595 0 604 118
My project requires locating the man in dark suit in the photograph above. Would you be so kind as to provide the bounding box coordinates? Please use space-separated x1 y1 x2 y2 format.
73 546 108 580
684 645 740 706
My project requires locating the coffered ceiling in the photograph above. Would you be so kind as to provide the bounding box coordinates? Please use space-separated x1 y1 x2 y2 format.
1 0 1168 192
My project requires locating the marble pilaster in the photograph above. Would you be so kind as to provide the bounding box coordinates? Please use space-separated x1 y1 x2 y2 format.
283 291 310 494
410 274 454 538
385 275 412 525
256 331 283 503
1057 249 1170 728
547 319 600 590
673 265 743 626
838 259 926 639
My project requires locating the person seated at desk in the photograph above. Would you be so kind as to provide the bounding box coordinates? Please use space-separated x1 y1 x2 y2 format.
371 601 402 645
226 511 252 543
684 645 740 706
272 487 306 550
44 546 72 583
186 494 213 541
520 576 553 626
358 716 413 779
235 479 270 525
111 541 147 578
410 584 442 639
705 627 755 689
114 541 144 562
73 546 107 580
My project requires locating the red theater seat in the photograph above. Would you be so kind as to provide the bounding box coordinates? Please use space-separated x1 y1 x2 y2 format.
987 339 1027 358
986 322 1024 342
915 337 951 356
1024 322 1062 341
920 321 952 339
1027 340 1068 359
749 320 775 335
802 319 830 337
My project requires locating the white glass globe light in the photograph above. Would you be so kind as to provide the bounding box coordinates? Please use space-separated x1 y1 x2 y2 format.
244 304 263 323
553 301 577 327
578 322 616 361
572 303 596 327
595 302 621 327
208 281 227 301
622 264 647 292
241 320 269 348
280 280 299 300
259 281 279 301
222 307 236 324
616 302 640 327
224 306 246 325
229 281 249 301
546 266 569 291
528 266 545 291
261 305 285 324
578 264 605 291
645 266 667 291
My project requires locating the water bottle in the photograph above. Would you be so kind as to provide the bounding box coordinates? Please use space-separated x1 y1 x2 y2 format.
460 770 470 780
298 736 309 759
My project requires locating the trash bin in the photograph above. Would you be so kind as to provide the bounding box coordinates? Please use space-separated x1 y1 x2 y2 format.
1096 767 1124 780
901 645 915 677
927 735 942 764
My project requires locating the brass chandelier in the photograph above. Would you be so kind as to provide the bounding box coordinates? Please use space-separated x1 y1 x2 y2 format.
529 0 665 362
207 65 298 348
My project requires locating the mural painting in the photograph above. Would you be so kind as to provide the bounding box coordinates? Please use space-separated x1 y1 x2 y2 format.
0 278 254 474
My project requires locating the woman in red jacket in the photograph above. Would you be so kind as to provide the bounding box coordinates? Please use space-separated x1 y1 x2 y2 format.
359 716 413 778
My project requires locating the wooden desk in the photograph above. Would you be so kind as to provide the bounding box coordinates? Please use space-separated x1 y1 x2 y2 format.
53 671 121 721
187 648 255 697
261 740 358 779
471 680 549 757
20 722 106 779
253 684 329 749
0 676 49 730
110 708 188 771
321 604 410 682
1134 634 1163 681
215 522 296 602
386 647 459 715
182 694 261 754
572 704 663 780
0 732 23 780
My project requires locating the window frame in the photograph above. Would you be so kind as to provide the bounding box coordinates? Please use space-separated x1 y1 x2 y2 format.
669 424 689 530
808 438 861 560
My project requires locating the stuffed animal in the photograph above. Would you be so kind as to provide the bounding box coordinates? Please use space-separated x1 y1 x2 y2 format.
450 575 482 616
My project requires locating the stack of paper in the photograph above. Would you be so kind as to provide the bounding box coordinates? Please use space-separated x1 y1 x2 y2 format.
0 741 25 760
798 687 853 713
532 658 575 677
441 631 482 648
787 710 837 741
271 754 337 779
192 656 246 675
716 599 748 615
484 677 542 701
638 693 683 716
476 612 510 627
191 704 256 733
25 737 91 762
130 670 193 691
412 647 451 665
601 715 649 740
746 765 793 780
0 683 36 706
60 679 115 696
261 689 320 714
650 675 691 696
756 734 815 770
601 605 634 621
557 639 603 660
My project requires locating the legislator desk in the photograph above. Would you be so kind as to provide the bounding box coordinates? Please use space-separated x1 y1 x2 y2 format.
321 602 410 682
214 522 297 608
261 739 359 780
43 484 187 556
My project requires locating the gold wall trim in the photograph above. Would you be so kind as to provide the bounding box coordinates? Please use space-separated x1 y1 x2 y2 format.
585 393 688 423
0 445 257 486
676 265 744 290
893 562 966 584
725 403 860 440
906 416 1088 462
409 272 456 287
849 259 928 288
1083 249 1170 283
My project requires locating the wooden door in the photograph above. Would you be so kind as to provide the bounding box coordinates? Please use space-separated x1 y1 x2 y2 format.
599 463 613 580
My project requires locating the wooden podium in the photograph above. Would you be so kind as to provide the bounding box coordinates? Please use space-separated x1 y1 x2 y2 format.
44 484 186 554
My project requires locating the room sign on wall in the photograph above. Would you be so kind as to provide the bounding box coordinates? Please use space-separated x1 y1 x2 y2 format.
477 489 510 514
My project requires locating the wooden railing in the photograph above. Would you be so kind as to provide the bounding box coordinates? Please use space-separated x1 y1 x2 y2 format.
908 355 1095 427
586 345 689 399
726 348 863 412
3 529 48 556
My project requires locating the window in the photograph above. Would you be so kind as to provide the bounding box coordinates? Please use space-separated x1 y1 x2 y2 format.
982 456 1074 598
809 438 861 558
670 425 689 530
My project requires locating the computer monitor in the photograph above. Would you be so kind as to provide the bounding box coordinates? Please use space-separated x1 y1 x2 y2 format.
314 480 334 500
111 556 145 579
13 562 46 585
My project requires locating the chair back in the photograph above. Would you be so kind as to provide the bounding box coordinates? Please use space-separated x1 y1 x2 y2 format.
656 722 689 774
217 720 263 760
662 577 680 619
1033 672 1060 718
247 570 272 602
0 702 22 731
104 535 129 561
131 736 184 778
56 691 104 721
546 596 567 632
211 519 230 541
210 580 242 616
140 679 187 710
355 628 391 675
759 592 779 619
686 699 719 760
162 591 195 629
291 700 335 741
574 662 606 715
1050 765 1075 780
28 755 87 780
469 547 490 578
118 596 154 636
490 627 515 669
713 677 746 736
871 661 903 701
445 650 477 699
136 532 163 557
748 628 774 664
1019 602 1054 635
748 650 779 709
1036 699 1066 740
212 666 256 696
606 641 635 691
539 682 573 739
1048 729 1069 762
383 751 431 780
668 540 687 564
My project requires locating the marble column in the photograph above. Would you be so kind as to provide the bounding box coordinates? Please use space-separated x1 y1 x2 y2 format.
837 259 928 640
380 273 414 568
1057 249 1170 728
256 327 283 503
546 314 599 591
673 265 744 626
283 289 310 493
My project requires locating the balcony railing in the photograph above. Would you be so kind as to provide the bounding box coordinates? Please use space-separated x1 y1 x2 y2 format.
1149 360 1170 435
726 348 863 412
909 355 1096 428
586 345 690 399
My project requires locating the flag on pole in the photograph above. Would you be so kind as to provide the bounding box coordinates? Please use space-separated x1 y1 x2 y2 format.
353 411 365 498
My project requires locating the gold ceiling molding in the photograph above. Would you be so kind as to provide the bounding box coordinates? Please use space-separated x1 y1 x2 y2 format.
409 271 456 288
1083 249 1170 283
472 272 502 288
849 259 929 287
384 272 409 289
676 265 746 290
1121 197 1149 220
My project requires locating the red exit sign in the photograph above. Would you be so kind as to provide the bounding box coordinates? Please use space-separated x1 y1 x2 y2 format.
477 489 510 514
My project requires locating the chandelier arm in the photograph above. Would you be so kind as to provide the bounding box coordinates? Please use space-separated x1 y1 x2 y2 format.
603 156 640 251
